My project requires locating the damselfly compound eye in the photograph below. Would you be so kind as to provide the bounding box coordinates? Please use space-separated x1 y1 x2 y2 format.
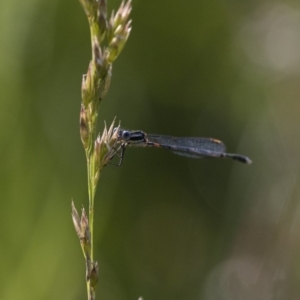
122 131 131 141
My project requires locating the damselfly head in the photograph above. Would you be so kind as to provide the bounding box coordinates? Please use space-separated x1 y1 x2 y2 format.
114 128 131 142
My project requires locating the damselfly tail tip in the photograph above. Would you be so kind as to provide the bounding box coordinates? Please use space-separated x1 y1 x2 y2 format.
245 157 252 164
224 153 252 164
232 154 252 164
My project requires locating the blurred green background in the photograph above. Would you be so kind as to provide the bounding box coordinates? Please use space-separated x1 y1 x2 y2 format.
2 0 300 299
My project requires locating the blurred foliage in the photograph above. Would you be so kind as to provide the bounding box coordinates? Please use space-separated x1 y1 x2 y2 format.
1 0 300 299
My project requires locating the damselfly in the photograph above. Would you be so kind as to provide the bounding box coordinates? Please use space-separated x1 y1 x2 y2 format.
112 128 252 165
